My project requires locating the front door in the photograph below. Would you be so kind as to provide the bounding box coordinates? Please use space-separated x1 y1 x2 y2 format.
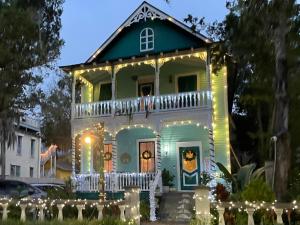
178 142 202 190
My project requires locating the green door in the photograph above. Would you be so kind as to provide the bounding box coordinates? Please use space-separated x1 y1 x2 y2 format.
179 146 201 190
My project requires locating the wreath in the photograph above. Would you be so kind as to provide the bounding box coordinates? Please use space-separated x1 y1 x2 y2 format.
142 150 152 160
183 150 196 161
104 152 112 161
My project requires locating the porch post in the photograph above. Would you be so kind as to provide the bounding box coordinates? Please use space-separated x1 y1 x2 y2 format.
112 135 117 173
156 133 161 171
72 135 76 177
71 73 76 119
112 66 116 101
155 59 160 111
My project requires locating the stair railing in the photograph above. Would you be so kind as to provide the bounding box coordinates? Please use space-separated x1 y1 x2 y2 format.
149 170 162 221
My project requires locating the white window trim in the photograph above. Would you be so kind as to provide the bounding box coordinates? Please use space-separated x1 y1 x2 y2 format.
136 138 157 172
140 28 154 52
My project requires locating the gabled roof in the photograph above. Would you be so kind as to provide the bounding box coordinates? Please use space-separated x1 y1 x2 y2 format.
86 1 212 64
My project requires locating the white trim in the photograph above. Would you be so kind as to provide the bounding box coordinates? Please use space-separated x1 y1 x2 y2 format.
86 2 212 63
176 141 203 191
136 138 157 172
140 27 154 52
175 72 200 93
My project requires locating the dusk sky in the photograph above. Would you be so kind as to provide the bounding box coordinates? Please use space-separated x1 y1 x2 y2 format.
58 0 229 67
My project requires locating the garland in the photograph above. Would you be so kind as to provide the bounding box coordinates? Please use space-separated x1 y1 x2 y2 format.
183 150 196 161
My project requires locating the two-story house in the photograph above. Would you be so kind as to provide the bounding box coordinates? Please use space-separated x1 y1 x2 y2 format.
61 1 230 220
0 117 41 180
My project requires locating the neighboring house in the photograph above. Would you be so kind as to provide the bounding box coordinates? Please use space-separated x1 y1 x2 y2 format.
0 117 41 180
61 1 230 218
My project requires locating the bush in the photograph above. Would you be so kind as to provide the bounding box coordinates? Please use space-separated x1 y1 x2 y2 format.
240 179 275 202
162 168 175 186
140 200 150 221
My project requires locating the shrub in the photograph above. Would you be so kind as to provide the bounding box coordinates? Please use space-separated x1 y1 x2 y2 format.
140 200 150 221
162 168 175 186
240 179 275 202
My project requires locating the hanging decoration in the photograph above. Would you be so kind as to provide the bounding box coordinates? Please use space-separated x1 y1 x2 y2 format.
142 150 152 160
104 152 113 161
183 150 196 161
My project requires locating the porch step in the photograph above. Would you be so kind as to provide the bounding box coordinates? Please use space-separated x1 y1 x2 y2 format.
158 192 194 222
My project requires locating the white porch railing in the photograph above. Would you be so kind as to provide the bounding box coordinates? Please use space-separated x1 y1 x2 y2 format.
73 91 211 118
74 172 157 192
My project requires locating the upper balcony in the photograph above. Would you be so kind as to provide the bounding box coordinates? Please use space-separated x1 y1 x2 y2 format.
73 90 212 119
66 50 212 120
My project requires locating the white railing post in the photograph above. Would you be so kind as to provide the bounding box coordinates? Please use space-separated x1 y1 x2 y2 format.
125 186 140 225
246 208 255 225
37 204 45 221
274 208 283 224
20 204 27 222
97 204 104 220
195 186 210 224
217 207 225 225
1 203 9 220
76 204 85 221
57 204 65 221
119 205 126 221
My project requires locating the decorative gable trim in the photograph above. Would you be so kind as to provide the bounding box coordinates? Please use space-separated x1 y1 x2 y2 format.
86 1 212 64
125 4 167 27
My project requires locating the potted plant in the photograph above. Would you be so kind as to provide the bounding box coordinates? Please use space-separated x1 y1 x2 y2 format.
162 168 175 193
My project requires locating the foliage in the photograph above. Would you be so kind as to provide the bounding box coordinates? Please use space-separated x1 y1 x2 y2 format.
241 179 275 202
40 72 71 150
213 183 230 202
0 0 64 178
162 168 175 186
46 179 75 200
140 200 150 221
199 171 213 186
216 162 264 193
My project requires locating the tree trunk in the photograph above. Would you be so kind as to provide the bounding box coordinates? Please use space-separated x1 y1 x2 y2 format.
0 141 6 180
273 13 291 201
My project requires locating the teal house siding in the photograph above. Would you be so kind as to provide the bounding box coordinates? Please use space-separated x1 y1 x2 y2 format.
116 128 156 172
94 19 206 63
160 125 209 188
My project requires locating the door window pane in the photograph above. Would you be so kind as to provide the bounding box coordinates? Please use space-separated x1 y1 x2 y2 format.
104 144 113 172
139 141 155 172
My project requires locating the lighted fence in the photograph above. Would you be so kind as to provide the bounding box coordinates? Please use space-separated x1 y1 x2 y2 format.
194 187 299 225
0 186 141 225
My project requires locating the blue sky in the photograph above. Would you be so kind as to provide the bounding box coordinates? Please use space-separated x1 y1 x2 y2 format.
58 0 229 66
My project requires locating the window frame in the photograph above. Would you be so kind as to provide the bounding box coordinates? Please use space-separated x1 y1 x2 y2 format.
10 165 21 177
30 139 36 158
140 28 154 52
16 135 23 155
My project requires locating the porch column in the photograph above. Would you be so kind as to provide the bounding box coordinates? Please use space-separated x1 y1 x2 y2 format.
111 66 116 116
155 59 160 111
72 135 76 177
112 135 117 173
156 134 161 171
71 73 76 119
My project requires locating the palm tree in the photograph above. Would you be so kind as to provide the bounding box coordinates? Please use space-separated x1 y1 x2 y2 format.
0 111 17 180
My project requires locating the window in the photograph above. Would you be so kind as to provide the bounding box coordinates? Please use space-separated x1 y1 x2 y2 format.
138 82 154 97
30 167 34 177
104 144 113 172
139 141 155 172
10 165 21 177
177 75 197 93
140 28 154 52
30 139 35 158
99 83 112 101
17 136 22 155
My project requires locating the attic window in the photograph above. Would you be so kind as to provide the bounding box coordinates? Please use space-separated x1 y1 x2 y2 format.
140 28 154 52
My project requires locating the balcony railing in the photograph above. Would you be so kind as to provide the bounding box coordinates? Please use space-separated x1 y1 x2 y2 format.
73 91 212 119
74 172 157 192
